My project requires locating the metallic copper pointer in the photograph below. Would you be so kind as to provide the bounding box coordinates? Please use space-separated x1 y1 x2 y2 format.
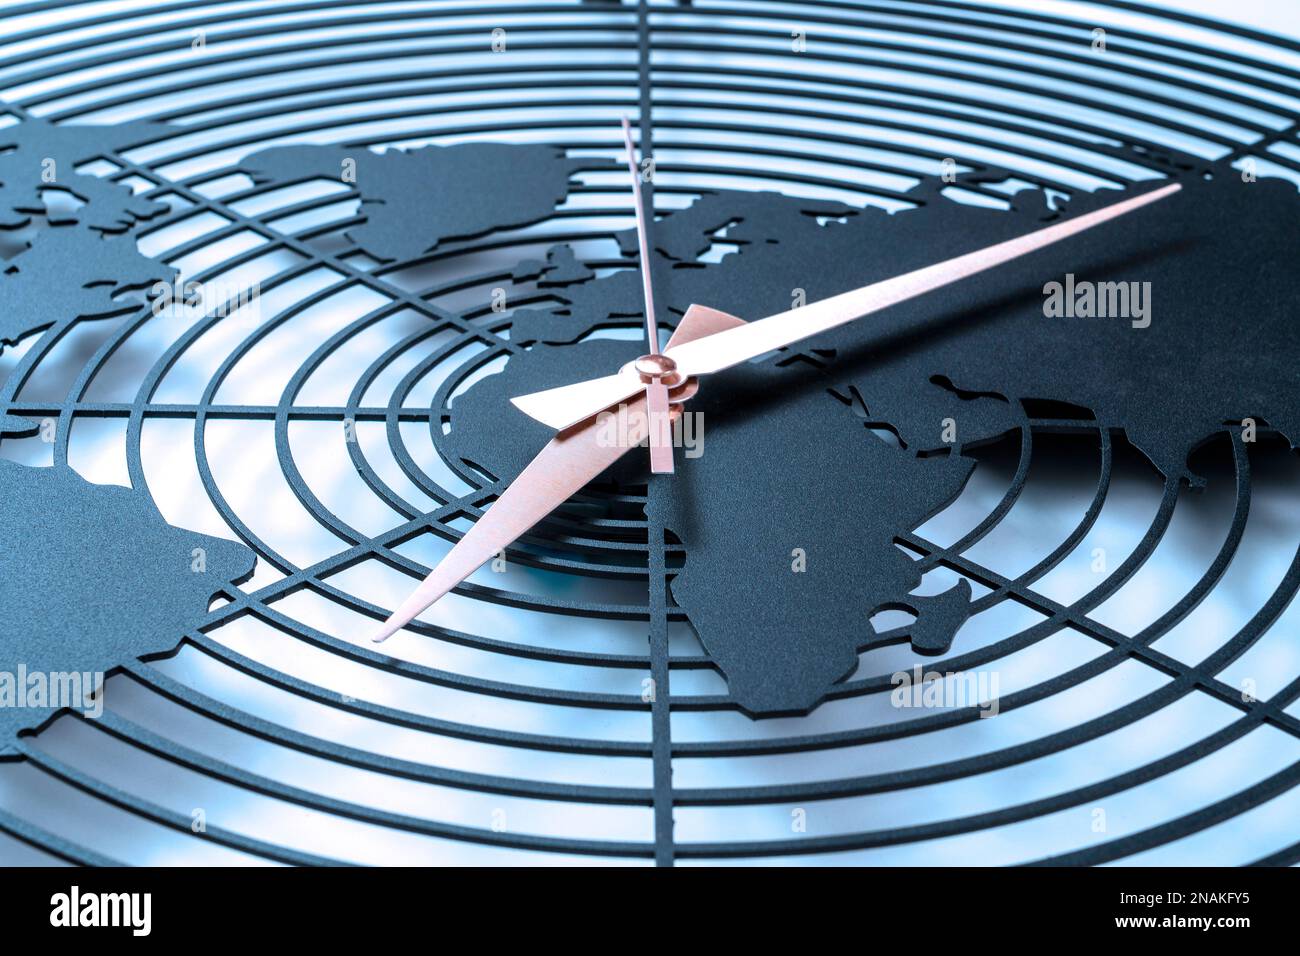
510 182 1183 431
370 304 745 643
620 114 674 474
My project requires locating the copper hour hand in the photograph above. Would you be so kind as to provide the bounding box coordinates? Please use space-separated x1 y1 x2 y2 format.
370 305 745 643
369 409 634 643
510 182 1182 432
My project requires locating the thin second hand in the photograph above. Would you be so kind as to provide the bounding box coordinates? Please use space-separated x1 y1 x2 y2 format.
621 114 661 353
621 114 674 474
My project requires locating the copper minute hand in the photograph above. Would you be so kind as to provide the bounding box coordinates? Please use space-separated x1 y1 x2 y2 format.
510 182 1181 431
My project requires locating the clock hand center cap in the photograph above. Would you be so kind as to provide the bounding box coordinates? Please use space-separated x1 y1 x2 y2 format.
631 353 682 386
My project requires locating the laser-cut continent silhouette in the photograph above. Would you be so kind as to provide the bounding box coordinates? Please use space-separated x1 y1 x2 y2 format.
0 460 255 752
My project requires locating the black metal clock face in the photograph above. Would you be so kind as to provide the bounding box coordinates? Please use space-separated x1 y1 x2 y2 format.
1 0 1299 867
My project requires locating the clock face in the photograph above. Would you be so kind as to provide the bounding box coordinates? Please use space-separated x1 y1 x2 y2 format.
1 0 1299 867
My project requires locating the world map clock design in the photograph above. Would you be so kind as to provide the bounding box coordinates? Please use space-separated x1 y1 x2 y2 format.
1 0 1299 866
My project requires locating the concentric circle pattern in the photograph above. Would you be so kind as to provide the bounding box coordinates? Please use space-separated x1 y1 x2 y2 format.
1 0 1300 866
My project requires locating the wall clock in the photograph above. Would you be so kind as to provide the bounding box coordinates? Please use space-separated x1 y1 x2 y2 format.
1 0 1299 869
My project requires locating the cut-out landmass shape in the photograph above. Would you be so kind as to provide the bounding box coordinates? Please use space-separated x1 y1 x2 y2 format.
0 114 169 234
0 111 175 353
0 461 255 753
237 142 610 262
0 227 175 350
